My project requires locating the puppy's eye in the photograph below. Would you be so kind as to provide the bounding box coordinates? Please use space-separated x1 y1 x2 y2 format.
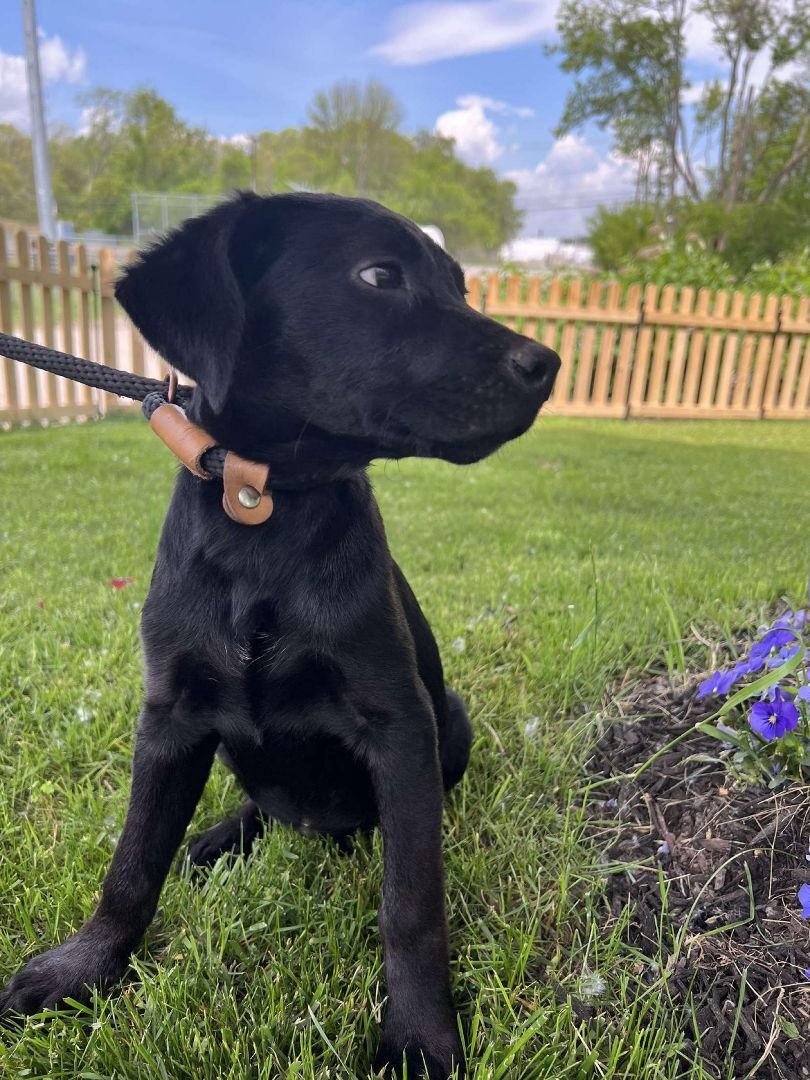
358 264 403 289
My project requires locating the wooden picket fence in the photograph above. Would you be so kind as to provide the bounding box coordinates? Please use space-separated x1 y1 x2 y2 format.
1 226 809 425
0 227 167 426
468 274 810 420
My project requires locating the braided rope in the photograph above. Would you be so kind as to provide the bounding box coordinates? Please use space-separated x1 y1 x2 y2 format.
0 331 193 405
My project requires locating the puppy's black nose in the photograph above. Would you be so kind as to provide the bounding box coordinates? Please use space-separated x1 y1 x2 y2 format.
506 341 561 394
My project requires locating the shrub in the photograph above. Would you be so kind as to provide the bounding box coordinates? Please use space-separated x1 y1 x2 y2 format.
743 247 810 297
587 203 660 272
617 237 736 291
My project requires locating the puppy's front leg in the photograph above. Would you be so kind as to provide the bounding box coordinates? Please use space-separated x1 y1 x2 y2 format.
368 701 463 1080
0 712 218 1016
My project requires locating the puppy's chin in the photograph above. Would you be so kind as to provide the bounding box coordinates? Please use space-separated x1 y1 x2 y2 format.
374 413 540 466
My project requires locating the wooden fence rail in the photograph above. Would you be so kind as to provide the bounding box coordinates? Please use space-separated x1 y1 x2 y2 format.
1 228 809 426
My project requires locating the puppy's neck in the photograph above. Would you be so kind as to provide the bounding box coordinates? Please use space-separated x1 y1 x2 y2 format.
189 391 371 492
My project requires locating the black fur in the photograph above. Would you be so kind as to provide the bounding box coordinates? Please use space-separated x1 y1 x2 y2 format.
0 193 559 1078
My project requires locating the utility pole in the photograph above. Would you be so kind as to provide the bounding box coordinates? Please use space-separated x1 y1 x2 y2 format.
21 0 57 239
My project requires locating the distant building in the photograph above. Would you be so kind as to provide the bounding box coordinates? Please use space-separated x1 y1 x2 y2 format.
499 236 593 270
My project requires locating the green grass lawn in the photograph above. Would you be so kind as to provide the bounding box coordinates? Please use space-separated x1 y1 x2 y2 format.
0 416 807 1079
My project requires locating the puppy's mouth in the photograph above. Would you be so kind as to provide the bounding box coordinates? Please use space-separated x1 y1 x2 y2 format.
374 413 538 465
368 378 556 464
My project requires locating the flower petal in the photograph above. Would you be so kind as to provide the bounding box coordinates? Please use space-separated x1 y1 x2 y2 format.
749 701 778 740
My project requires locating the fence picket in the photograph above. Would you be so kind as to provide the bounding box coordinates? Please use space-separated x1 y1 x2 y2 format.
698 290 728 407
775 297 809 412
522 277 541 343
573 280 602 405
663 287 693 408
792 335 810 413
628 284 658 413
15 230 40 412
647 284 676 407
555 277 582 407
0 225 19 422
37 236 62 414
99 248 120 415
681 288 711 408
57 240 79 409
591 281 620 409
716 291 746 407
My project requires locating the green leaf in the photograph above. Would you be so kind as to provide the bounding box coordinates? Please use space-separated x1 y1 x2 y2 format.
694 722 746 749
777 1016 800 1040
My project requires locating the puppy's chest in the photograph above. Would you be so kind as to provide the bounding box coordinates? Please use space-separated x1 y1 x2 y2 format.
239 621 356 735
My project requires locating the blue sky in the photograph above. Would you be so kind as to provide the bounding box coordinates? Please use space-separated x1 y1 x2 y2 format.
0 1 733 239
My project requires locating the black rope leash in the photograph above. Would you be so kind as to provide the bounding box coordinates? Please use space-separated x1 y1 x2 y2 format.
0 331 238 486
0 331 192 405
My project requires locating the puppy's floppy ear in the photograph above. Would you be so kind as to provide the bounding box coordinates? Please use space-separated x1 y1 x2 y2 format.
115 192 261 413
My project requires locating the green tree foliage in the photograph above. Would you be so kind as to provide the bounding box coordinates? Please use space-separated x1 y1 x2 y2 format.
587 204 660 270
555 0 810 273
2 81 519 256
743 247 810 295
0 125 36 223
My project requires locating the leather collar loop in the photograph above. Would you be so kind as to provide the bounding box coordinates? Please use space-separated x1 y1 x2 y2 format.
148 400 273 526
222 453 273 525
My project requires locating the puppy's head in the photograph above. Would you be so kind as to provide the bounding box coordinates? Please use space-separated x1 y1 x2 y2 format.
117 192 559 466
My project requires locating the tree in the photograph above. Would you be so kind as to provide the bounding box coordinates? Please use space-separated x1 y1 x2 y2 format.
306 79 404 196
0 125 36 223
0 82 519 257
554 0 810 267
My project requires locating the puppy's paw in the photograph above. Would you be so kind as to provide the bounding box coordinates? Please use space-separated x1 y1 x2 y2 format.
373 1026 465 1079
0 930 128 1018
186 815 259 871
186 824 240 869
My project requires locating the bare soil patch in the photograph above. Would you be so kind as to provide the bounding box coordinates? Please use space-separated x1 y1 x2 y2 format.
587 676 810 1079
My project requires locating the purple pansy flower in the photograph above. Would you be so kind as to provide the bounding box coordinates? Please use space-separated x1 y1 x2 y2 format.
748 688 799 740
799 884 810 919
774 609 807 630
765 644 800 668
797 684 810 703
697 659 756 699
728 659 754 683
697 670 736 698
746 629 797 672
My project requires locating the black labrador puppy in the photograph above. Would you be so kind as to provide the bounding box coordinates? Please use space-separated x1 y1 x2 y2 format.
0 193 559 1077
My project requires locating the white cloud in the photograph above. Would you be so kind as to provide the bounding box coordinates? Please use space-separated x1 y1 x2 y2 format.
456 93 534 118
506 133 637 238
221 132 253 149
38 34 86 84
371 0 556 66
437 99 503 163
684 10 723 65
436 93 533 165
0 32 86 129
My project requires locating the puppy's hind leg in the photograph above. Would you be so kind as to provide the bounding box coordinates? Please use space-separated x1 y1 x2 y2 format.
186 800 266 869
440 687 472 793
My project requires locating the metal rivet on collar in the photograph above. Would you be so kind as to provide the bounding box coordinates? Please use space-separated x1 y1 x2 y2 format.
238 485 261 509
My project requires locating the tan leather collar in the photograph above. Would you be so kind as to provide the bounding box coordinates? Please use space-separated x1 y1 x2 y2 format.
149 401 273 525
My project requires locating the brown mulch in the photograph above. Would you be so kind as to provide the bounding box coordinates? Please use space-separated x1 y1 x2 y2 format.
586 675 810 1079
